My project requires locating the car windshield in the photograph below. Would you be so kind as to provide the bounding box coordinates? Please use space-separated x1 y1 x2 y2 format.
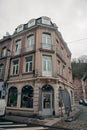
84 99 87 103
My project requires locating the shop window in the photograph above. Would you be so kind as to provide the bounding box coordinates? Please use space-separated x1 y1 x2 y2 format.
21 85 33 108
7 87 18 107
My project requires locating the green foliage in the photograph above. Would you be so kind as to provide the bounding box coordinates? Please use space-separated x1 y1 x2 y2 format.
71 62 87 79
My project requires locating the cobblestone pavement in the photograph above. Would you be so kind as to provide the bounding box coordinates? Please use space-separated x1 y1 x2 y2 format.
54 120 87 130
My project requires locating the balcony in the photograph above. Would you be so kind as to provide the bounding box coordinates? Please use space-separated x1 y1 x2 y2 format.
39 43 54 53
13 49 21 56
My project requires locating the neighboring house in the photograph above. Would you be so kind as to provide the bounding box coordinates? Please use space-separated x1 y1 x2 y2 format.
1 16 73 116
0 35 11 98
73 77 83 102
82 74 87 98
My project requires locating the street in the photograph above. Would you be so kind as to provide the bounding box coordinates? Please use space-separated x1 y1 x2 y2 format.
0 118 68 130
54 104 87 130
0 104 87 130
76 104 87 121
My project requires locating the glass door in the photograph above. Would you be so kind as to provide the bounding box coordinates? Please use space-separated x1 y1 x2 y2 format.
42 92 53 116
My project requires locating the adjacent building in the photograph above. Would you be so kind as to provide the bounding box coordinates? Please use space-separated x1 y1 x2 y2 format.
73 77 83 102
0 16 73 116
0 35 11 98
82 74 87 99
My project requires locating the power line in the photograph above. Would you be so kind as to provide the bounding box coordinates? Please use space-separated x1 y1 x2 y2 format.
67 37 87 44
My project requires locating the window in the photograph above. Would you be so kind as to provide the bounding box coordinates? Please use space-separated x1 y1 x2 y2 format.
17 24 24 32
25 56 32 72
26 35 34 51
63 65 66 78
0 64 3 78
1 47 7 57
42 16 51 25
7 87 18 107
42 33 51 49
15 40 21 55
42 56 52 76
12 60 19 75
28 19 35 28
21 86 33 108
57 60 60 75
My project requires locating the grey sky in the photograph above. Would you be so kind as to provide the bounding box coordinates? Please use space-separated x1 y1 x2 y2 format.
0 0 87 58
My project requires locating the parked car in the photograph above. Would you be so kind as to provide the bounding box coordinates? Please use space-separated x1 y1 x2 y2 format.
0 99 6 116
82 99 87 106
79 99 83 105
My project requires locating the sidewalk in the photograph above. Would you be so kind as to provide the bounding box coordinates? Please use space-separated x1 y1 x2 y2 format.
3 107 81 129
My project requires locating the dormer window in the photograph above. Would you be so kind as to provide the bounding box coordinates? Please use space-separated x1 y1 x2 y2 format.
42 16 51 25
17 24 24 33
1 47 7 57
28 19 35 28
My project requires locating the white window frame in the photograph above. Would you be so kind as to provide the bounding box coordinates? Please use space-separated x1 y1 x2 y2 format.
24 56 33 73
2 48 7 57
12 60 19 75
42 16 51 25
15 40 21 55
42 56 52 76
26 35 34 51
28 19 35 28
42 33 51 50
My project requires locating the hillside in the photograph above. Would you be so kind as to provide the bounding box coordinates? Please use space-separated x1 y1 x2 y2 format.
71 62 87 79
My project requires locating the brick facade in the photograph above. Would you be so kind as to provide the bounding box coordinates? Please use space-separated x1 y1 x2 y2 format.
0 16 74 116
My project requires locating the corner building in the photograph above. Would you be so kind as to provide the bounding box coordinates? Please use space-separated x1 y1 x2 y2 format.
6 16 74 116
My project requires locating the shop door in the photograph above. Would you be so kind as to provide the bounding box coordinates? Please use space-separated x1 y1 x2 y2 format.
42 92 53 116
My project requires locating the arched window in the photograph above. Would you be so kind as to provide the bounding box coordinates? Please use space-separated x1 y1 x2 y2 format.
7 87 18 107
21 85 33 108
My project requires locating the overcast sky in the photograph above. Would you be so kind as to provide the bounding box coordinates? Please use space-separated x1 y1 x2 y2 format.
0 0 87 58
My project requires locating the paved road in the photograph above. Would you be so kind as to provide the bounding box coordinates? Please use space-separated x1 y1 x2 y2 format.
76 104 87 121
0 118 68 130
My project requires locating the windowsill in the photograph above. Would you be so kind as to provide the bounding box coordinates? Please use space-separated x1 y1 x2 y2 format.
10 74 19 77
39 48 54 53
22 71 33 75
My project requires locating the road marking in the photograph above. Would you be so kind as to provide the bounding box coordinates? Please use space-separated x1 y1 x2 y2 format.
0 122 13 125
0 124 27 128
6 127 48 130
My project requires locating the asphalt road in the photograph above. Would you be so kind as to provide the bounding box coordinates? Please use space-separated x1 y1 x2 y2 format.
75 103 87 121
0 118 69 130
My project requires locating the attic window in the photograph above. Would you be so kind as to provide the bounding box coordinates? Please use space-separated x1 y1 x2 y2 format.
42 16 51 25
17 24 24 32
28 19 35 28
